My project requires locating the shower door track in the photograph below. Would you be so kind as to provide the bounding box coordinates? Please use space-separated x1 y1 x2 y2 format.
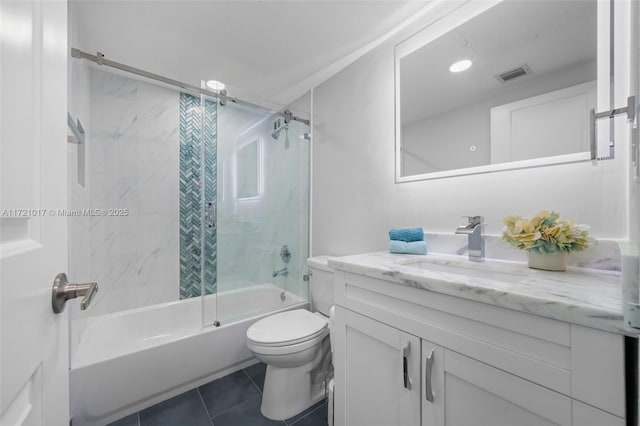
70 48 310 126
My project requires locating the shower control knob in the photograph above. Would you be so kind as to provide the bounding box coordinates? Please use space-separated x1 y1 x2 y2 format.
280 245 291 264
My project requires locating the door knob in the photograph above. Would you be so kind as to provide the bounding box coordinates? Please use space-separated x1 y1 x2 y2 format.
51 273 98 314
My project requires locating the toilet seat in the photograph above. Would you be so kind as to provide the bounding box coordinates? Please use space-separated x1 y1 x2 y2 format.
247 328 328 356
247 309 328 350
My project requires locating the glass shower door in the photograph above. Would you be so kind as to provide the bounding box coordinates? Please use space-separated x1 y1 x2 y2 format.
187 92 219 327
177 89 221 328
68 64 221 366
209 101 310 326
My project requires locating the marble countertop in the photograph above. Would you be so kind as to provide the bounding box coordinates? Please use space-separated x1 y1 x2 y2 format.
328 252 638 336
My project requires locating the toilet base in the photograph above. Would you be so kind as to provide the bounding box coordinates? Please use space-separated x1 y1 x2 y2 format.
260 363 326 420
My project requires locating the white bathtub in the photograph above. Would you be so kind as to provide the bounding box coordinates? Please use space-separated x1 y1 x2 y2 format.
70 284 307 426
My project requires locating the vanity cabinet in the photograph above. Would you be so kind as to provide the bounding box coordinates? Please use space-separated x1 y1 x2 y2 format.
427 344 571 426
333 270 627 426
341 309 420 426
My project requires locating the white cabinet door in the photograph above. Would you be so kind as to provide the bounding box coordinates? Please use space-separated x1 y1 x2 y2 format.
443 350 571 426
341 309 420 426
570 325 625 418
0 1 69 425
421 339 444 426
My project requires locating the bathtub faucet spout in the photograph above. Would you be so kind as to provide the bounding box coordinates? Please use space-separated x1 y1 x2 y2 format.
272 267 288 278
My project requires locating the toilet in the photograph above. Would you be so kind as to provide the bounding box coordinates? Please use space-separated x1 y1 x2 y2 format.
246 256 335 421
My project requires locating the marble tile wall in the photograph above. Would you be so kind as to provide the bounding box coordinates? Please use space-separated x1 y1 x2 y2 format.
69 68 181 323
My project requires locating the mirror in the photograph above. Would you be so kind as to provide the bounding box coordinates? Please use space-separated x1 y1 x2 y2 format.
236 138 261 199
395 0 600 181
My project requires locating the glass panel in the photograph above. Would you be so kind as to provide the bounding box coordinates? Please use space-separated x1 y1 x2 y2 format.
208 101 310 326
178 92 217 301
67 65 218 364
199 93 218 326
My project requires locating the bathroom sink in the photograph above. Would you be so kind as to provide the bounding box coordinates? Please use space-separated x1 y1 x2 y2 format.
397 258 528 284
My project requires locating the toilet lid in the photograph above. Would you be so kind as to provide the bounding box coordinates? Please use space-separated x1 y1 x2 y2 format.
247 309 328 347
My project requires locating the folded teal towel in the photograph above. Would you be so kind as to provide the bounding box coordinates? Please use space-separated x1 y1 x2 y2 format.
389 240 427 255
389 227 424 242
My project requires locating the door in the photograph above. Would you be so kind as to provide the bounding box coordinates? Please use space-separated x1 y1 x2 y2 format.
1 1 69 425
490 82 596 163
339 309 420 426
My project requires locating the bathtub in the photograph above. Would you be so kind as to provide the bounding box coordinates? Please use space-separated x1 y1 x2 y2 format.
70 284 307 426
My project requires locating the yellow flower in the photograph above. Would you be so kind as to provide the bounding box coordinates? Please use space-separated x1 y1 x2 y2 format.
521 220 535 234
512 231 541 242
529 210 549 228
501 211 595 254
542 226 561 239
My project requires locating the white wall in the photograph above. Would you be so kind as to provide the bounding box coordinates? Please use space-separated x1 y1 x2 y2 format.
311 36 627 256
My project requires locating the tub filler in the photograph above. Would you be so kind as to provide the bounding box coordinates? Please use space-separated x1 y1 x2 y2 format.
70 284 307 426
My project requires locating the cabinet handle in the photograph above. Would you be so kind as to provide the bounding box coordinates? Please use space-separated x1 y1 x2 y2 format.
425 349 434 402
402 342 411 390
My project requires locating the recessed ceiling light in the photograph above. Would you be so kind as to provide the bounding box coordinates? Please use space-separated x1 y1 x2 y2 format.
206 80 225 91
449 59 472 73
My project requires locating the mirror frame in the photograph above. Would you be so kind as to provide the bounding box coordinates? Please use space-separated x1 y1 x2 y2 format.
394 0 612 183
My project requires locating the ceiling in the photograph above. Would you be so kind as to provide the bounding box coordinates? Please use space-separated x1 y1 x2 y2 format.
71 1 428 109
400 0 597 124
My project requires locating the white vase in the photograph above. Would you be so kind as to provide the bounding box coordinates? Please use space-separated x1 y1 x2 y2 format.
527 252 567 271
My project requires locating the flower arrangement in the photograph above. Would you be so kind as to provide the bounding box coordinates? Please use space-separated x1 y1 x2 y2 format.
502 211 595 255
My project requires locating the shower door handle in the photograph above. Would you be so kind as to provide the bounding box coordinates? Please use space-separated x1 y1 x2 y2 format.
206 202 217 229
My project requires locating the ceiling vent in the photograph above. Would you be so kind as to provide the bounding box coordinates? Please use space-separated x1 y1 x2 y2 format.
495 64 532 84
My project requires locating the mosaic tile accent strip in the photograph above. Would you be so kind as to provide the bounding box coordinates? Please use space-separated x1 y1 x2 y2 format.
179 93 217 299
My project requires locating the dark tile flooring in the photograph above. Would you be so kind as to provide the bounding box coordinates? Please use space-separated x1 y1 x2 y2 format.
107 363 328 426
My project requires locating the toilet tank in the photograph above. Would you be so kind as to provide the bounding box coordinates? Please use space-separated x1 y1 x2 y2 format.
307 256 335 316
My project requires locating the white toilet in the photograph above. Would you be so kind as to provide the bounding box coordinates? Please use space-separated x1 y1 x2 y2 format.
246 256 335 421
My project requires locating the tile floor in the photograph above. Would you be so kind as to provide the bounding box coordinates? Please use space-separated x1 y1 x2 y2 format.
106 363 328 426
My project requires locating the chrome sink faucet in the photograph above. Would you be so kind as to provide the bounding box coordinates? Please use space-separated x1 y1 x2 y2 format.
455 216 485 262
